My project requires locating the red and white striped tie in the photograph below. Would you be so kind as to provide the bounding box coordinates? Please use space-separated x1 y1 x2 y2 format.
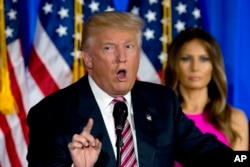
112 97 137 167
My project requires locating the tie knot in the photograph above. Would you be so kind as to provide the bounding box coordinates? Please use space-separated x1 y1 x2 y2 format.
112 96 125 103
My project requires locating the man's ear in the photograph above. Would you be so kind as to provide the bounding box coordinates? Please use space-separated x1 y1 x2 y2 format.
83 51 92 69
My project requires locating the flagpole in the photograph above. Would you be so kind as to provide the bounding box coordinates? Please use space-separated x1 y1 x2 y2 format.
161 0 172 85
73 0 85 82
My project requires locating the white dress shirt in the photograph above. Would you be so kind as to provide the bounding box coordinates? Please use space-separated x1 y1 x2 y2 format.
88 75 139 162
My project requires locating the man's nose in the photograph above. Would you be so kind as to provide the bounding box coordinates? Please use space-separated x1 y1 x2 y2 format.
117 47 126 63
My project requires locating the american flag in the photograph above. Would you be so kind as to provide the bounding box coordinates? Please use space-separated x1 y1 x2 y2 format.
1 0 29 166
28 0 74 102
1 0 74 166
172 0 202 38
0 0 201 166
127 0 163 84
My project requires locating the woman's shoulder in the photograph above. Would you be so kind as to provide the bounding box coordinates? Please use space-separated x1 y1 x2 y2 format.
229 106 249 150
230 106 248 123
230 106 248 129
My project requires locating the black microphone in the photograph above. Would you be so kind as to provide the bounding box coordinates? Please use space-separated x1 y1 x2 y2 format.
113 101 128 167
113 101 128 135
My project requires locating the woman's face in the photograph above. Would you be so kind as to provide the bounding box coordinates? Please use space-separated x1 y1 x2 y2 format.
177 39 213 90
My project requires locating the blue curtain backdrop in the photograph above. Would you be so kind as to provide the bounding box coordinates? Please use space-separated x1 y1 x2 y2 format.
18 0 250 120
199 0 250 120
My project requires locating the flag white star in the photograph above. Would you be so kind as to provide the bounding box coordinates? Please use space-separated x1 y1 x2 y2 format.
75 14 83 23
5 26 14 38
88 1 100 13
71 50 82 59
144 10 156 23
160 35 168 45
158 52 167 64
175 2 187 15
149 0 158 5
161 17 169 25
58 7 69 19
43 2 53 14
192 7 201 19
7 9 17 20
174 20 185 33
56 25 67 37
105 6 115 11
130 6 140 15
73 33 82 41
143 28 155 41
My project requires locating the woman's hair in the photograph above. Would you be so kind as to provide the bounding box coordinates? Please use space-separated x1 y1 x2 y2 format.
165 27 239 145
81 11 145 50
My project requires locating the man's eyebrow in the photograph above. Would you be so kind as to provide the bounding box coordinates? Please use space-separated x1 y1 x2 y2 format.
101 42 116 46
126 38 136 42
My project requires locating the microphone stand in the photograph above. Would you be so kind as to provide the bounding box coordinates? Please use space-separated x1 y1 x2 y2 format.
116 131 123 167
113 101 127 167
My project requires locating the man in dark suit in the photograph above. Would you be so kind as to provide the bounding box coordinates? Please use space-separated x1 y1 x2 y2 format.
27 11 233 167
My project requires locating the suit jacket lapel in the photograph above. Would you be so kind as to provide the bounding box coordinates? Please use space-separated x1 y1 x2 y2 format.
76 76 116 166
132 85 157 167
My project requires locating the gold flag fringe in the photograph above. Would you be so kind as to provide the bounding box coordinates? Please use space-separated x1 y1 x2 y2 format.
0 0 18 115
161 0 172 85
73 0 85 82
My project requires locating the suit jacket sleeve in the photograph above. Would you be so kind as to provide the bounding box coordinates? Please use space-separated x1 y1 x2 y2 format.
26 76 116 167
131 81 233 167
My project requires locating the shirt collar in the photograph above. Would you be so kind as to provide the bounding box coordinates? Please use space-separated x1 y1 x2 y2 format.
88 75 131 109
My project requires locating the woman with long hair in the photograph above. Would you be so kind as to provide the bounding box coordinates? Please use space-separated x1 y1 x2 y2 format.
165 27 249 166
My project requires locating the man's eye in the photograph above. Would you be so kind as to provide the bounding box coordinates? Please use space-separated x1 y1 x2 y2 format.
126 43 137 51
104 46 111 50
126 44 133 49
103 45 115 52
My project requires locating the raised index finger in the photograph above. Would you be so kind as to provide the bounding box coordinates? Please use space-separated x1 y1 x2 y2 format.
83 118 94 133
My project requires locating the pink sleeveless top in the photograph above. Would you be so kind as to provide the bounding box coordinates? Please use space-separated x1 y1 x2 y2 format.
185 112 229 146
175 112 230 167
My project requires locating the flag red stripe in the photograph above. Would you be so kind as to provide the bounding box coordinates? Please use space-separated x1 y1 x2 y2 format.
0 115 22 167
7 55 29 144
29 46 60 96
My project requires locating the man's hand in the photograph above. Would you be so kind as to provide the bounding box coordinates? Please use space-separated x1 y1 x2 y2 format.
68 118 102 167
